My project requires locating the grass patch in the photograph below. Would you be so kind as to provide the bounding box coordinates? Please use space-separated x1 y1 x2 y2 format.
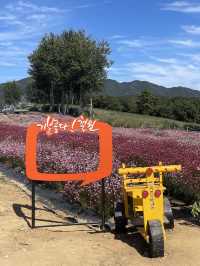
94 108 200 130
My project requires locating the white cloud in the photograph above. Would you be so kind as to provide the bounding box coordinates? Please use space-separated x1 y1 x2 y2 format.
73 1 112 9
111 32 200 89
116 36 200 51
116 39 161 54
162 1 200 13
180 53 200 63
0 14 24 26
127 62 167 76
117 39 155 48
0 30 36 42
0 62 17 67
190 54 200 62
0 0 110 45
182 25 200 35
169 39 200 47
74 4 95 9
4 0 112 14
109 60 200 89
27 14 48 20
6 1 64 14
109 35 125 40
0 15 16 21
0 0 112 82
0 1 69 74
0 1 68 43
110 34 200 89
0 47 27 56
152 57 179 64
118 40 145 48
0 41 13 47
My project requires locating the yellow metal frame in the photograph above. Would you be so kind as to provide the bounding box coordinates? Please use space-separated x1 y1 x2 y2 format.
118 162 182 242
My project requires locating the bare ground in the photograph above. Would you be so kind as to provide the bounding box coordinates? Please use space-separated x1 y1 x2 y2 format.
0 167 200 266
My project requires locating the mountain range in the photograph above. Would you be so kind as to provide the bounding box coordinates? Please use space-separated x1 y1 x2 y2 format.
1 77 200 98
103 79 200 98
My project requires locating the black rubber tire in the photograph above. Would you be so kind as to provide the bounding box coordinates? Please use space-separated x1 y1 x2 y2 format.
164 197 174 229
148 220 164 258
114 201 127 233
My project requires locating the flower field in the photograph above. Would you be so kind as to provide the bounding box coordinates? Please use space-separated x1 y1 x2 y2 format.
0 113 200 214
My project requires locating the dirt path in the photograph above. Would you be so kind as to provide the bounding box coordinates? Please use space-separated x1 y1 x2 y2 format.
0 169 200 266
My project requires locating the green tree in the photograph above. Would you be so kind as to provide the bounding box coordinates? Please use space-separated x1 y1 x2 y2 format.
171 98 199 122
28 33 61 111
120 97 137 113
136 89 158 115
28 30 112 113
25 80 35 103
3 81 21 105
107 97 123 111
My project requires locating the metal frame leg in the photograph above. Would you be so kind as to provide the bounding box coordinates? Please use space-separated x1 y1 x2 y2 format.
31 181 36 229
29 180 107 231
101 178 105 231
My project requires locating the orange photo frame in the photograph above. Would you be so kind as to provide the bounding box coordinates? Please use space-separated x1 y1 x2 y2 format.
25 121 112 185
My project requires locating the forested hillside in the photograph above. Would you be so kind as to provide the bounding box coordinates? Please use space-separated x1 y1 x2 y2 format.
1 77 200 98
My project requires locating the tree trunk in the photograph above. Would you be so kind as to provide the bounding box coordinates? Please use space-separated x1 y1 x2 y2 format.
63 92 70 115
71 95 74 105
89 97 94 119
58 103 61 113
61 90 65 114
49 82 54 112
79 90 84 109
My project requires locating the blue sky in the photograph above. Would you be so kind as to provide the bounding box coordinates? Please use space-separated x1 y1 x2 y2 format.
1 1 200 89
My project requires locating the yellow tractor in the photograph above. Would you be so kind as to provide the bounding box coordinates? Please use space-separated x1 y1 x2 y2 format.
115 162 182 258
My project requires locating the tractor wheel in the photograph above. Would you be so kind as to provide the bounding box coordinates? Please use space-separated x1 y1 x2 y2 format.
164 197 174 229
148 220 164 258
114 201 127 233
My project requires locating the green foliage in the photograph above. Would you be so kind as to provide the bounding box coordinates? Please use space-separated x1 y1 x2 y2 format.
103 79 200 98
136 89 158 115
192 201 200 219
152 97 200 124
164 174 195 203
25 80 38 103
93 96 123 111
119 97 137 113
3 81 21 105
28 30 112 111
94 108 196 129
93 91 200 127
